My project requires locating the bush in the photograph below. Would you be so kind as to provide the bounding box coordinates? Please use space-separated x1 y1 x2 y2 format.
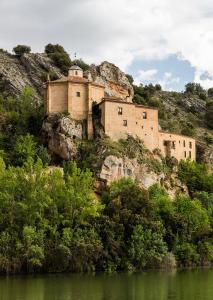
45 43 71 73
206 101 213 129
13 45 31 56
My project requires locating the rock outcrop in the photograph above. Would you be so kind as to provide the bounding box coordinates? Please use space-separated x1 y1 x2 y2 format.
0 51 61 99
99 155 164 188
0 52 134 103
42 115 84 160
86 61 134 101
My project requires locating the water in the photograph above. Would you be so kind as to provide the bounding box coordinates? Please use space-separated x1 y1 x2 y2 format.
0 269 213 300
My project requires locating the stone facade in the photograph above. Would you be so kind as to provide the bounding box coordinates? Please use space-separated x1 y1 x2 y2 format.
46 65 196 161
47 65 105 138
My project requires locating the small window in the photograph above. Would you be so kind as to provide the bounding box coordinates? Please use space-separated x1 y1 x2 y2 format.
189 151 192 159
123 120 127 127
142 112 147 119
189 141 192 149
75 71 78 75
179 140 181 144
183 140 186 147
118 107 123 115
151 127 153 130
76 91 81 97
172 141 176 149
184 151 187 158
142 126 144 129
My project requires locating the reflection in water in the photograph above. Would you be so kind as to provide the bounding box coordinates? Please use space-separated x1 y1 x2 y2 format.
0 269 212 300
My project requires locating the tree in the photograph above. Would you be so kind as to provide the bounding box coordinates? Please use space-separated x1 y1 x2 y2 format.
129 224 168 268
206 101 213 129
185 82 207 100
13 45 31 56
207 87 213 98
45 43 71 73
125 74 134 84
13 134 37 165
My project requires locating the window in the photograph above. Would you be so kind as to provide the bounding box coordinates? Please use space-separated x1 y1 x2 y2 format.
184 151 187 158
189 151 192 159
76 91 81 97
183 140 186 147
118 107 123 115
142 112 147 119
151 127 153 130
123 120 127 127
142 126 144 129
189 141 192 149
172 141 176 149
75 71 78 75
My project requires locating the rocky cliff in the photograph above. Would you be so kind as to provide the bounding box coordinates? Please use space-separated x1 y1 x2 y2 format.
85 61 134 101
0 51 133 102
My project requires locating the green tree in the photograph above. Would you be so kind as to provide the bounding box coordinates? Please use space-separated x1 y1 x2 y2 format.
45 43 71 73
206 101 213 129
129 224 168 268
13 134 37 165
13 45 31 56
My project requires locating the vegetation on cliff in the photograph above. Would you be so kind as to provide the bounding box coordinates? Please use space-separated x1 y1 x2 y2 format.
0 45 213 274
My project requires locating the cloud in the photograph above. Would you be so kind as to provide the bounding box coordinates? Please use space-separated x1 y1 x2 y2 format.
134 69 180 91
134 69 158 85
159 72 180 91
0 0 213 87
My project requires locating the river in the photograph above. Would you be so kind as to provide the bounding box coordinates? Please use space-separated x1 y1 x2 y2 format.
0 269 213 300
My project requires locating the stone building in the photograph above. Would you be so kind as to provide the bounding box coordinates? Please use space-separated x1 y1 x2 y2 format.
46 65 196 161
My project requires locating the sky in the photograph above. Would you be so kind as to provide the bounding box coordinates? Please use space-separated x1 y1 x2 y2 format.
1 0 213 91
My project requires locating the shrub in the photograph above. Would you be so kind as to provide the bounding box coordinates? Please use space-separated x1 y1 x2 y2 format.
45 43 71 73
13 45 31 56
206 101 213 129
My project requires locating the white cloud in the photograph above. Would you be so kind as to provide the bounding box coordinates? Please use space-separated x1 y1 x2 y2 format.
159 72 180 91
134 69 158 85
134 70 180 91
0 0 213 84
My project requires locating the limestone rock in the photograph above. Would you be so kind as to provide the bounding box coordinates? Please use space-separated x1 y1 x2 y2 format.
85 61 134 101
42 115 83 160
99 155 164 189
0 51 61 99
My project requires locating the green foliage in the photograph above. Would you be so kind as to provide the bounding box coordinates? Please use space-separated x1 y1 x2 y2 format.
125 74 134 84
208 87 213 98
70 59 90 71
0 158 102 274
178 160 213 194
0 87 45 164
45 43 71 73
13 45 31 56
185 82 207 100
129 224 168 268
133 83 162 104
206 101 213 129
13 134 37 165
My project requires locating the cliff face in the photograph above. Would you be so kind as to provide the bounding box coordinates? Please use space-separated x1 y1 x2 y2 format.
0 52 133 102
0 52 61 100
85 61 134 101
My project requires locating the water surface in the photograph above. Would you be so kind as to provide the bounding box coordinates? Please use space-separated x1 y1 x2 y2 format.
0 269 212 300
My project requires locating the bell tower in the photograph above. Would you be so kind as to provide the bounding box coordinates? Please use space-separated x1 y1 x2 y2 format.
68 65 83 78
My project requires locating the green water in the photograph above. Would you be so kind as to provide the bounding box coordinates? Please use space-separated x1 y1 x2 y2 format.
0 269 213 300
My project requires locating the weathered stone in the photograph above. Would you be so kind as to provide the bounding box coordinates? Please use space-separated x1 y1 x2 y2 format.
42 115 83 160
99 155 164 189
0 52 61 99
85 61 134 101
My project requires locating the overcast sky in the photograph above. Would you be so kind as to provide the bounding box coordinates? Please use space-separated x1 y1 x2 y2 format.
1 0 213 90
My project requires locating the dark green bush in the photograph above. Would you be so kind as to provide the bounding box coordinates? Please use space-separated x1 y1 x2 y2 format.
13 45 31 56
